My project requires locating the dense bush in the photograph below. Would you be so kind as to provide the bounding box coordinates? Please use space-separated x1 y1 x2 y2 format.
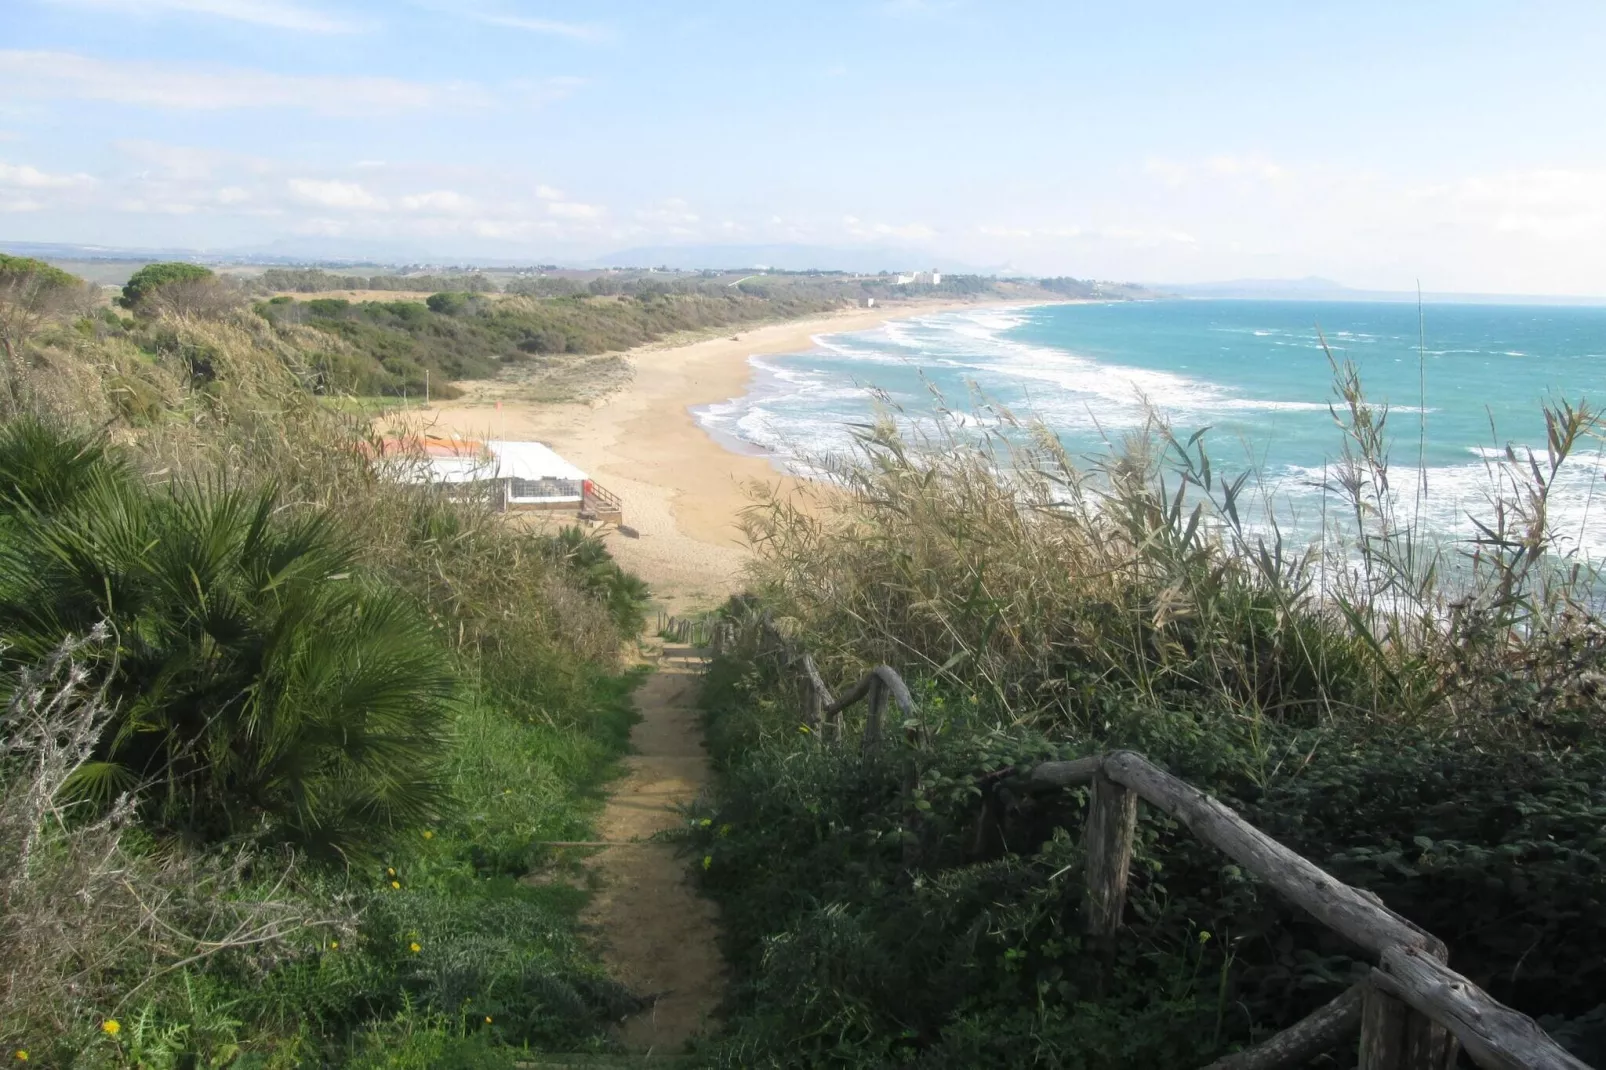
253 287 850 398
693 393 1606 1066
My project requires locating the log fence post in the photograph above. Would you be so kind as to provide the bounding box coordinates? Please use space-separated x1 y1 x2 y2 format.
802 676 822 732
1082 770 1138 939
1360 982 1457 1070
861 674 886 753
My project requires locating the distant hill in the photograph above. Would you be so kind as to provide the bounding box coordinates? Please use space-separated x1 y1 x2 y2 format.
590 243 987 275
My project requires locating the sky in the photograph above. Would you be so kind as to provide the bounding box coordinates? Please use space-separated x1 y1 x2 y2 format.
4 0 1606 293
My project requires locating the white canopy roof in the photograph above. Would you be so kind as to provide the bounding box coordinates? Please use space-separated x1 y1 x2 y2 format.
393 439 588 486
485 440 588 482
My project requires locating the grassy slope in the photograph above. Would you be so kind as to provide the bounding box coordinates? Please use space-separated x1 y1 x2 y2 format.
0 301 662 1066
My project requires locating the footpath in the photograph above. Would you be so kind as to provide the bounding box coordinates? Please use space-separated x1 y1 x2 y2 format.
580 640 724 1057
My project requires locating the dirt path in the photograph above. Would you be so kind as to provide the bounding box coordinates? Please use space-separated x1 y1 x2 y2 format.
582 643 724 1055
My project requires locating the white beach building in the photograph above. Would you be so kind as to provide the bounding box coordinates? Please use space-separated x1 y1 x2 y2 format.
375 435 623 522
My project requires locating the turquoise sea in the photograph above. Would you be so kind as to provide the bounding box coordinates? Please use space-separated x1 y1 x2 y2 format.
695 300 1606 558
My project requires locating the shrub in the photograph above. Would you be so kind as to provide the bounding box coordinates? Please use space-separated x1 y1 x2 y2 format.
0 423 455 854
0 255 84 368
700 385 1605 1065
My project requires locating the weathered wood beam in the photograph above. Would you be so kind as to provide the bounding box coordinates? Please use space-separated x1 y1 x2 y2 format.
1014 755 1103 791
861 675 886 753
1373 947 1592 1070
822 665 915 716
799 652 835 707
1201 983 1364 1070
1101 750 1447 962
824 672 873 715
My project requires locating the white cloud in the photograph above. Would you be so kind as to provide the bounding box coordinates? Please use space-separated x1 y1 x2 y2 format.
399 189 474 213
843 215 935 241
289 178 386 209
114 197 199 214
636 197 699 225
0 198 44 213
472 13 608 41
45 0 364 33
0 161 94 189
1415 169 1606 241
547 200 604 220
1207 153 1288 183
116 139 239 180
1146 152 1290 188
3 50 502 116
216 186 251 204
534 184 564 200
880 0 960 14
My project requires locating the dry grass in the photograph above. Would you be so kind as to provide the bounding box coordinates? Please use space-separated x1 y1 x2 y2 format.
739 367 1605 738
0 630 340 1045
0 302 632 1048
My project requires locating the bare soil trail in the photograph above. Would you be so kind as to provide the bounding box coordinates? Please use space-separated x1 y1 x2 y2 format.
403 301 1036 1055
581 642 724 1056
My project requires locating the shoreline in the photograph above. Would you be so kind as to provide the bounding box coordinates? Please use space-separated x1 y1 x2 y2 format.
408 297 1053 611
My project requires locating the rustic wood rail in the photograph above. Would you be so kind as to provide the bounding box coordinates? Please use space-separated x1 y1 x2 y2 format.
679 611 1594 1070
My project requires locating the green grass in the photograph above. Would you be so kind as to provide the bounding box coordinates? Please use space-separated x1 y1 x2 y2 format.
686 389 1606 1067
318 394 433 416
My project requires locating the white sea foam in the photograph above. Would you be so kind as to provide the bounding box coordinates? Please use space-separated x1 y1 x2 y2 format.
692 305 1606 556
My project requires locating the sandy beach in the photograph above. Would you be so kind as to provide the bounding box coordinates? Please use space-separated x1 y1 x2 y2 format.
402 299 1025 612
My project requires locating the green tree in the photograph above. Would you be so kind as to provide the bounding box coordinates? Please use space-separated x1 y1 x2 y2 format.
0 420 456 855
119 262 220 314
0 254 82 366
425 291 470 316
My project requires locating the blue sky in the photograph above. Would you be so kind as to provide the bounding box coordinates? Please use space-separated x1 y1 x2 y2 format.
4 0 1606 292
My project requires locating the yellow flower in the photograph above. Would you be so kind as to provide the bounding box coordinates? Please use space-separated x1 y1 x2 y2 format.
329 941 339 950
386 867 396 877
701 855 712 870
422 830 434 840
102 1020 121 1037
484 1016 493 1024
15 1051 28 1062
390 880 401 890
409 941 422 953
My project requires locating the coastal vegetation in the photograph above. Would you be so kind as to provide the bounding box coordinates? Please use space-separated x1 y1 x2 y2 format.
0 261 654 1063
253 285 847 401
684 387 1606 1066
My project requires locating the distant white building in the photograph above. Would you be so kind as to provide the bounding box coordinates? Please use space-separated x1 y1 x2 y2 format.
894 270 943 286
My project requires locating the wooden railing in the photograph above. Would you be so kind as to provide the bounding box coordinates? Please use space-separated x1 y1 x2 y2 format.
581 480 623 523
698 612 1594 1070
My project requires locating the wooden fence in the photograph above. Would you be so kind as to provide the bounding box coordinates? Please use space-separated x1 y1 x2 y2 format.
685 612 1593 1070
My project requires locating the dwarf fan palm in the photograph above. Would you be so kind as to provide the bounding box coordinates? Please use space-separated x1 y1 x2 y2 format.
0 421 454 856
